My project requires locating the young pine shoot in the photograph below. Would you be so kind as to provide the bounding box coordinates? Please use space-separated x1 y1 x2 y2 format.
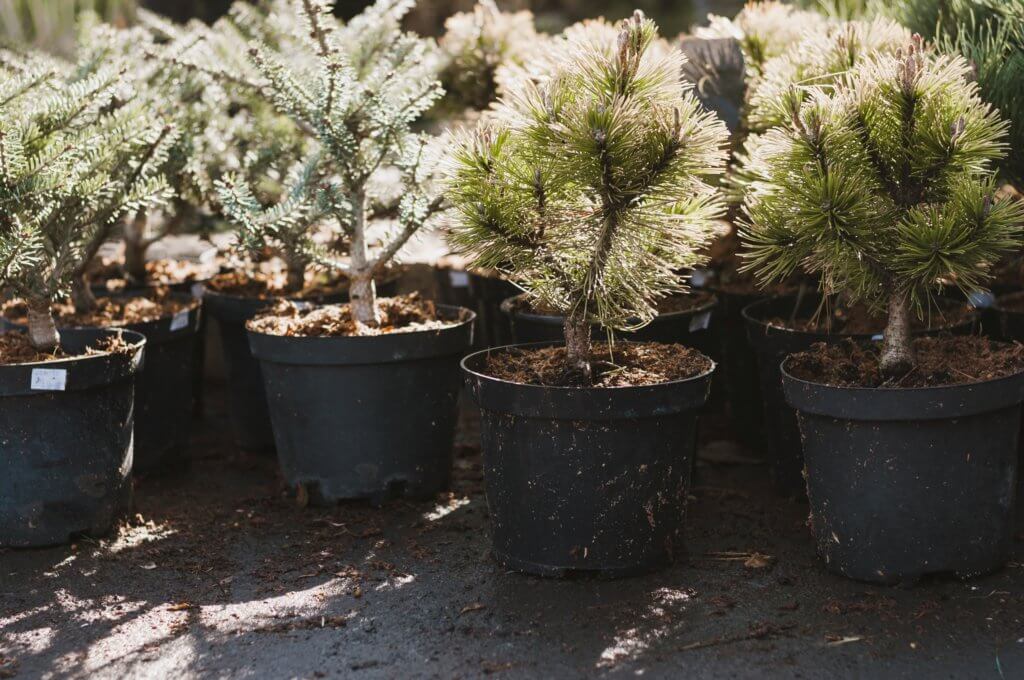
741 37 1024 376
446 11 729 381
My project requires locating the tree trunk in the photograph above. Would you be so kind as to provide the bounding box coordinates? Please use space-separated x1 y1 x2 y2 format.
124 212 149 284
880 291 915 377
283 253 307 295
71 272 97 315
563 308 593 382
348 189 379 327
27 300 60 353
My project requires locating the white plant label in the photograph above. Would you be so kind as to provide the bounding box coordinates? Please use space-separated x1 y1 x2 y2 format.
689 269 708 288
293 301 314 311
448 271 470 288
190 283 205 299
689 311 712 332
170 310 190 332
31 368 67 391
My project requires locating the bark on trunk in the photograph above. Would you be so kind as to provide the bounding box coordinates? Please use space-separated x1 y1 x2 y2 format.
348 189 379 327
283 254 308 295
71 273 97 315
880 291 915 377
27 301 60 352
124 213 149 283
563 309 593 382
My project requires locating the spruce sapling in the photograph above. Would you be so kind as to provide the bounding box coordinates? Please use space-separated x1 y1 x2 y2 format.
446 11 729 381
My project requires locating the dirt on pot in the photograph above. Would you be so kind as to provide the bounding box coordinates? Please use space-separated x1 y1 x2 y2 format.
786 336 1024 388
766 298 975 334
2 290 195 328
484 342 712 388
0 329 135 365
247 293 461 337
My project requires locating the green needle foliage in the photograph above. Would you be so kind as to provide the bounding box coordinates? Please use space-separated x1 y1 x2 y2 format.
436 1 539 114
0 49 173 351
741 37 1024 375
208 0 444 325
446 11 729 380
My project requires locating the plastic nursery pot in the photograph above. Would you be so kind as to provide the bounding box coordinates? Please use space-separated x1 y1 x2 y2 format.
0 328 145 547
781 357 1024 585
743 294 978 497
462 342 715 577
247 305 475 504
467 272 519 348
202 281 395 452
995 291 1024 497
501 293 718 358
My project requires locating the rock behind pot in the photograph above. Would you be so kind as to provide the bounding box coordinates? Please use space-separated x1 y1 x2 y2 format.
248 305 475 504
744 294 978 497
462 342 714 577
782 360 1024 584
0 329 145 547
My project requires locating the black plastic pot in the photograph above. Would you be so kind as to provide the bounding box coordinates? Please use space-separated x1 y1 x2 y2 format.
248 305 475 504
782 358 1024 584
743 294 978 497
468 272 519 348
205 279 399 452
462 342 714 577
0 328 145 547
502 294 718 358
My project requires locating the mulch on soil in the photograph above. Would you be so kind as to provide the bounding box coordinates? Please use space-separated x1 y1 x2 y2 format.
484 342 712 388
0 329 136 365
247 293 461 337
2 290 195 328
786 336 1024 388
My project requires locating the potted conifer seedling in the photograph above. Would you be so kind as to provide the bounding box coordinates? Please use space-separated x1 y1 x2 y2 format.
743 38 1024 583
451 12 729 576
226 0 474 503
0 58 155 546
737 18 978 495
1 18 207 475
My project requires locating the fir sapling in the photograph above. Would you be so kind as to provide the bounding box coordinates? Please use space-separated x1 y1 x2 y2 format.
446 11 729 380
741 37 1024 375
212 0 444 323
0 54 173 351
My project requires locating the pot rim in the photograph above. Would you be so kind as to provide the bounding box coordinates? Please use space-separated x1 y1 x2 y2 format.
247 304 476 366
742 293 978 342
500 292 718 326
780 354 1024 421
462 340 715 391
0 328 146 396
462 341 714 420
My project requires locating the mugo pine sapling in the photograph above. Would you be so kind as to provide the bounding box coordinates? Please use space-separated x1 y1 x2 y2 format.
213 0 444 323
446 11 729 382
741 36 1024 376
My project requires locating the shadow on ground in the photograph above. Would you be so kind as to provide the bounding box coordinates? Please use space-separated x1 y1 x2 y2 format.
2 386 1024 679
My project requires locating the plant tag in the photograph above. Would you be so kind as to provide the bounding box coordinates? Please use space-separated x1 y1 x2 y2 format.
968 291 995 309
689 311 712 332
689 269 708 288
31 368 67 391
871 334 883 341
170 310 190 332
293 301 314 311
448 270 470 288
190 283 205 299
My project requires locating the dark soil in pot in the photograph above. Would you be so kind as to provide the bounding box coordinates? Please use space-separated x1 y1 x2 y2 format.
743 293 978 497
0 328 145 547
463 341 715 577
781 336 1024 585
502 292 718 359
247 295 475 505
2 291 202 474
203 272 399 453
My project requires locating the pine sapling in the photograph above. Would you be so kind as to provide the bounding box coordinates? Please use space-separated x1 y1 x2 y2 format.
446 11 729 380
741 37 1024 376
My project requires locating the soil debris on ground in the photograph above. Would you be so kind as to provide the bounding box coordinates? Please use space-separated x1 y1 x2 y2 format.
483 342 712 387
786 336 1024 388
247 293 462 337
